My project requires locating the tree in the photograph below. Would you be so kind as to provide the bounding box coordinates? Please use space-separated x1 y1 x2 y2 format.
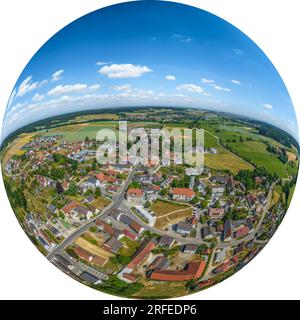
68 181 77 196
144 201 151 208
95 187 101 197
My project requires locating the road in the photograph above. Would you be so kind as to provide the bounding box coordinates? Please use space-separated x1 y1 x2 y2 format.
120 179 277 249
46 166 138 261
47 166 276 261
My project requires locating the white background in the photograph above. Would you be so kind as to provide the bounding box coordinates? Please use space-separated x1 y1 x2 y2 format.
0 0 299 300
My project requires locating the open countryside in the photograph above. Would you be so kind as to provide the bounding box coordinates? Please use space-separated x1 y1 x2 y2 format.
1 107 299 298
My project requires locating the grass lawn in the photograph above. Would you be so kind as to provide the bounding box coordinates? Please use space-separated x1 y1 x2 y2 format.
118 237 140 256
287 185 296 207
93 196 111 209
228 140 288 178
150 199 190 217
133 281 187 299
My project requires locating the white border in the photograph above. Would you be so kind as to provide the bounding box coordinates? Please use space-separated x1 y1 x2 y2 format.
0 0 299 300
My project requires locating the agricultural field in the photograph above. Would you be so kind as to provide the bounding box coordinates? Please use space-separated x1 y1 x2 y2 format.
42 122 118 142
205 147 253 174
227 140 288 178
1 133 35 166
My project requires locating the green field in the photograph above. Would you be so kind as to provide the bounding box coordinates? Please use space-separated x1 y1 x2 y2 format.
42 122 118 142
228 140 288 178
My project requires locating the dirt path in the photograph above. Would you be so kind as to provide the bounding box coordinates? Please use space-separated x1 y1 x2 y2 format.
156 207 192 219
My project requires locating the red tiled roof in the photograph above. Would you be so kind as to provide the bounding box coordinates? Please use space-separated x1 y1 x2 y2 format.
127 241 156 270
62 201 78 214
208 208 225 218
150 260 206 282
123 229 138 240
235 226 250 238
123 273 139 282
172 188 195 198
127 188 144 197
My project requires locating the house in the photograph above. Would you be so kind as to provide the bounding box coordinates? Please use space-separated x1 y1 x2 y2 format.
211 184 225 196
246 218 254 233
247 194 257 209
49 226 61 239
48 204 57 214
176 222 193 235
122 272 140 283
149 260 206 282
223 220 233 242
208 208 225 220
61 201 78 215
74 246 94 262
129 221 145 234
81 177 100 191
211 175 228 185
102 237 122 253
72 206 93 220
255 176 263 185
107 185 118 193
196 279 215 290
126 188 144 203
172 188 195 202
84 196 95 204
123 229 139 241
214 248 227 264
258 193 267 206
182 244 198 254
126 240 157 271
148 256 170 270
159 235 175 248
135 206 156 226
212 260 231 274
80 272 101 285
235 225 250 239
96 220 122 238
201 226 214 240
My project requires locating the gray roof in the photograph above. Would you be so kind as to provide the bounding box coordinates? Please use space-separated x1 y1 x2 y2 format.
80 271 99 284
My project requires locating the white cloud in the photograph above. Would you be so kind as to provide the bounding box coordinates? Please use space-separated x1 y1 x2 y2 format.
172 34 192 43
47 83 100 96
32 93 45 102
111 84 132 91
96 61 110 66
262 103 273 110
16 76 47 97
7 89 16 110
51 69 64 82
231 80 241 85
165 75 176 81
212 84 231 92
233 48 243 55
176 84 204 93
99 64 152 78
201 78 215 84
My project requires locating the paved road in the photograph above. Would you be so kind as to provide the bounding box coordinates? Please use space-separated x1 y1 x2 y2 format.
120 180 277 249
48 166 276 261
47 166 138 261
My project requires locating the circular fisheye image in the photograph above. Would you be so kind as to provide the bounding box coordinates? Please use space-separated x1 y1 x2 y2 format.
1 1 299 299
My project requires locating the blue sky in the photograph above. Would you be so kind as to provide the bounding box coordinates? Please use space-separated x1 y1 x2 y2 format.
2 0 298 140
